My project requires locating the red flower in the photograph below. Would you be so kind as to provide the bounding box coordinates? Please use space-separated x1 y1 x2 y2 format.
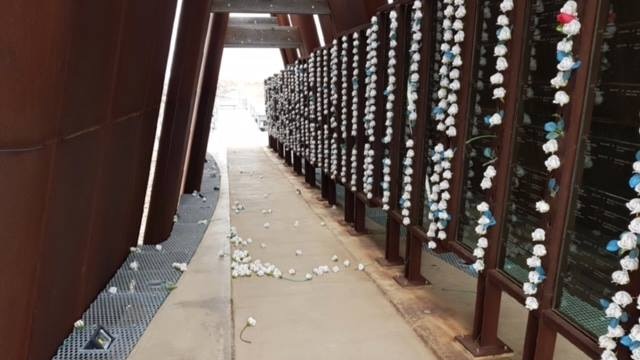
557 13 575 24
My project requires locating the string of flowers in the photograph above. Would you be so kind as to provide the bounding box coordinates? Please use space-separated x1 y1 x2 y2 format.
523 0 581 312
470 0 514 272
398 0 424 226
362 16 380 199
308 54 317 165
381 9 399 211
317 51 324 169
293 62 302 156
350 32 361 192
340 36 350 183
424 0 466 242
323 48 331 174
303 61 311 161
329 40 340 179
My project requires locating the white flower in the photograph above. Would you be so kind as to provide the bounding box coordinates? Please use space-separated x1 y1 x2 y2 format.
494 44 507 57
542 139 559 154
108 286 118 294
560 1 578 16
480 177 492 190
472 260 485 272
630 218 640 234
343 260 350 267
155 244 163 251
621 256 639 271
331 255 339 262
605 302 623 319
172 262 188 272
484 166 497 178
305 273 313 280
247 317 257 327
525 296 539 310
553 90 570 106
477 202 490 212
630 324 640 341
612 291 633 307
473 248 485 258
496 15 510 27
74 320 85 329
532 244 547 257
619 232 638 250
496 57 508 71
557 39 574 53
545 155 561 171
288 268 296 275
490 72 504 85
488 112 502 126
500 0 514 12
332 265 340 273
599 336 617 351
626 198 640 215
264 222 271 228
608 325 625 338
357 263 365 271
475 225 487 235
612 270 630 285
477 237 488 248
550 72 568 89
523 282 537 295
295 249 303 256
562 19 582 36
497 27 511 41
531 228 546 241
535 200 550 213
129 261 140 271
526 256 541 268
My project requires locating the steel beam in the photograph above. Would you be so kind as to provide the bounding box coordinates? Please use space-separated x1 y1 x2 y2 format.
228 16 277 27
212 0 330 14
224 24 302 48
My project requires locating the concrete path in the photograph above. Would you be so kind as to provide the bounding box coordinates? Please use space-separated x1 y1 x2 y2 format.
226 126 437 358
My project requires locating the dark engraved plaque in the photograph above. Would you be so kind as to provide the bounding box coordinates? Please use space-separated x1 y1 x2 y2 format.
455 0 501 250
555 0 640 338
500 0 566 284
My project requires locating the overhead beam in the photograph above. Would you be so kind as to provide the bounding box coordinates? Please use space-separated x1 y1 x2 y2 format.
212 0 331 14
224 25 302 48
228 16 278 27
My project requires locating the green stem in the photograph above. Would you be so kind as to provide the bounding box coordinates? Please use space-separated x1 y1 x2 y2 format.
239 325 252 344
482 157 498 167
280 276 311 282
465 135 497 145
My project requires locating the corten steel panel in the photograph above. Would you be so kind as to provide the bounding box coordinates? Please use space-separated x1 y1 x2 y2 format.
112 0 164 119
290 14 320 56
59 1 126 137
28 133 102 360
145 0 213 245
82 119 143 305
0 149 51 360
0 2 69 148
184 13 229 193
145 0 179 105
326 0 386 34
275 14 298 64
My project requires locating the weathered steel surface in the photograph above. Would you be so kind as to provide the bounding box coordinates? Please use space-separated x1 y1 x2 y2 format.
224 24 302 48
228 16 278 27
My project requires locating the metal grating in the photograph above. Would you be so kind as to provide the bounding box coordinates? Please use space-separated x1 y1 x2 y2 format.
423 243 479 278
53 157 220 360
335 184 345 207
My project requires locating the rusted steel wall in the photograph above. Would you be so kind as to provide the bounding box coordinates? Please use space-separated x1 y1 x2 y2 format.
144 0 213 245
290 15 321 57
0 1 177 359
184 13 229 193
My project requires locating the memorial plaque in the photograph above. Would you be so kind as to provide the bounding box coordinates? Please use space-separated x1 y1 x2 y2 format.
500 0 566 284
555 0 640 338
455 0 501 250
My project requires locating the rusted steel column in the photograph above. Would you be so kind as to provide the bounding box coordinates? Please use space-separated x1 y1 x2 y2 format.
184 13 229 193
290 14 320 57
318 15 336 43
145 0 212 245
275 15 298 65
327 0 386 33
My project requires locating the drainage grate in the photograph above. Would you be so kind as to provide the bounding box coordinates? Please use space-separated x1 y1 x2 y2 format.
53 156 220 360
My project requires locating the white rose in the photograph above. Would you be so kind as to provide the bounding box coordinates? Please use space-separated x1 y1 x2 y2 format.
557 38 574 53
545 155 561 171
612 291 633 307
531 228 546 241
446 126 457 137
553 91 570 106
605 302 623 319
630 324 640 341
489 112 502 126
557 56 576 72
627 198 640 214
533 244 547 257
496 15 510 26
475 225 487 235
473 248 485 258
472 259 485 272
599 336 617 351
525 296 539 310
480 177 493 190
535 200 550 213
484 165 497 178
500 0 514 12
630 218 640 234
550 72 568 89
528 271 541 284
601 349 617 360
612 270 630 285
618 232 638 250
621 256 639 271
494 44 507 57
477 202 490 212
490 72 504 85
454 31 465 44
496 57 508 71
478 216 491 225
542 139 559 154
526 256 541 268
497 26 511 41
608 325 625 338
477 237 489 248
247 317 257 327
523 282 537 295
493 87 507 99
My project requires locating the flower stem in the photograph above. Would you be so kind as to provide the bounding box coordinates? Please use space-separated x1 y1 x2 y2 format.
280 276 310 282
239 325 252 344
465 135 497 145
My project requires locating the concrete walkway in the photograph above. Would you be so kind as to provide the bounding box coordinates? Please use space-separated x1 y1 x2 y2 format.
227 128 436 358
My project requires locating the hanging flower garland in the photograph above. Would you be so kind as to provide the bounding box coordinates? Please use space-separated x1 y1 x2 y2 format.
470 0 514 272
362 16 380 199
424 0 466 243
330 40 340 179
350 32 361 192
308 54 318 166
523 0 581 312
381 10 399 211
340 36 350 183
398 0 424 226
323 48 331 174
317 51 325 170
303 61 311 161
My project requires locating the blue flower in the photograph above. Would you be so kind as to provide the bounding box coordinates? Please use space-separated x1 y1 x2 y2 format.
630 174 640 190
548 178 560 197
544 120 565 140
